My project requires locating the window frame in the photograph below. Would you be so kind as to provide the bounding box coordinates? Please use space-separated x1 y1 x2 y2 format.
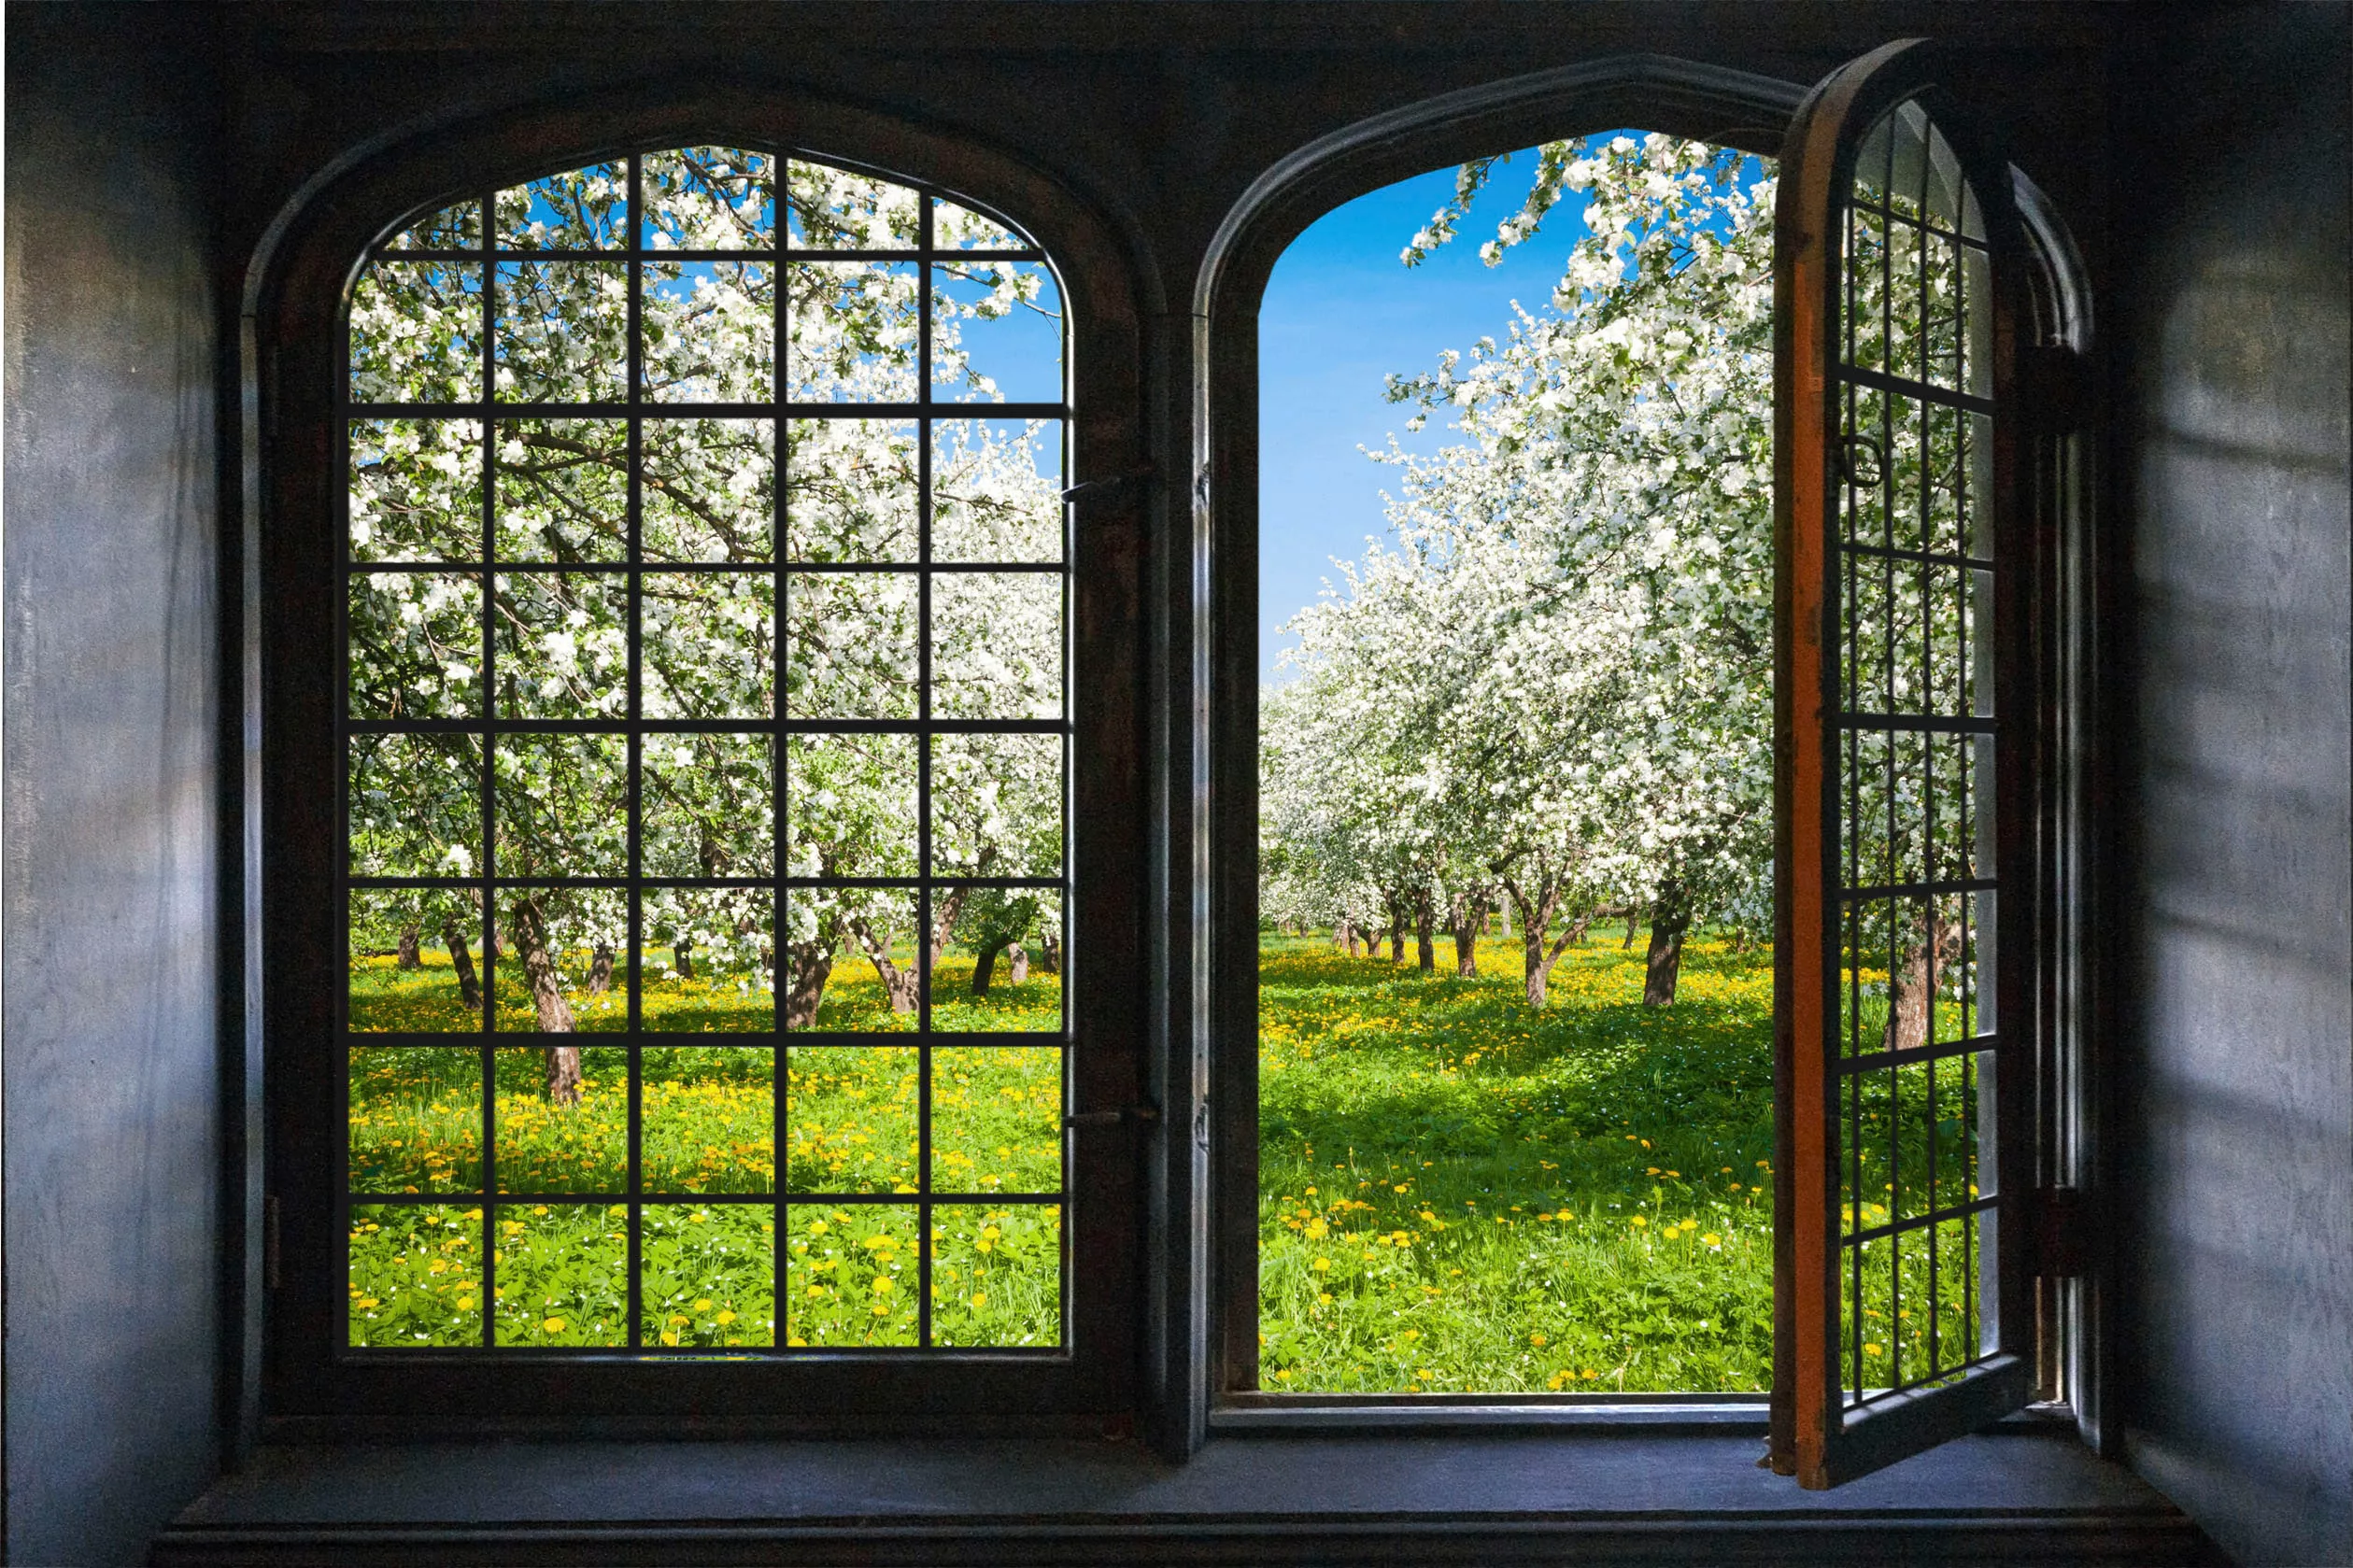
246 90 1155 1442
1188 51 2096 1447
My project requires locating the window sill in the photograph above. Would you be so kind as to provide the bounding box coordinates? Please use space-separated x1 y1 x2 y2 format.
155 1427 2212 1565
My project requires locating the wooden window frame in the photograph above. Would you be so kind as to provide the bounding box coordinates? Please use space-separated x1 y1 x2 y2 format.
1189 49 2096 1460
243 87 1155 1443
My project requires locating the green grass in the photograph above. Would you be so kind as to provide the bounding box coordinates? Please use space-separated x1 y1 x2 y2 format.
1255 926 1778 1393
343 946 1066 1349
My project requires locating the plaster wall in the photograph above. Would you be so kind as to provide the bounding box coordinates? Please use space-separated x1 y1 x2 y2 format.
2111 8 2353 1564
3 5 229 1561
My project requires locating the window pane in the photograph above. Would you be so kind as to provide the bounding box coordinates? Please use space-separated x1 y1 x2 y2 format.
385 200 480 252
642 572 775 719
494 570 628 719
644 261 773 403
929 731 1061 877
644 1204 775 1348
785 1046 919 1192
638 887 774 1033
786 262 918 402
930 1204 1059 1348
351 418 483 562
787 162 920 249
643 1047 775 1194
494 419 628 562
349 1047 481 1193
348 572 482 720
930 1046 1061 1194
491 1202 629 1346
928 890 1061 1034
349 890 481 1033
488 887 628 1032
787 733 916 879
784 572 917 719
932 197 1028 251
931 419 1062 563
494 162 629 249
492 735 629 877
494 261 629 402
643 731 775 878
930 572 1061 719
644 147 775 250
494 1047 627 1191
351 261 483 403
348 732 480 878
786 418 918 562
643 418 774 562
931 261 1061 404
348 1204 482 1348
784 1203 919 1347
784 890 920 1032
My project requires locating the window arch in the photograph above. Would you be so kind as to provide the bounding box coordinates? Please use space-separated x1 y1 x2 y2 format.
252 102 1151 1438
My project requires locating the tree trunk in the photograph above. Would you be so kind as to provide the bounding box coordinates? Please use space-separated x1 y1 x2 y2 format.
673 941 695 980
1887 904 1965 1054
1340 921 1359 957
509 897 580 1106
1414 894 1436 972
1504 880 1575 1008
396 924 421 970
1447 891 1488 977
971 940 1006 996
1622 909 1641 949
441 919 482 1010
929 885 971 969
587 943 614 994
1038 933 1060 974
782 942 836 1028
1008 942 1029 985
846 918 917 1014
1641 883 1689 1007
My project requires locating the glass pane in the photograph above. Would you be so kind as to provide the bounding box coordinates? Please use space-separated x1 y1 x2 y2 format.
348 1204 482 1348
930 572 1061 719
350 261 483 403
783 1203 919 1347
787 161 920 249
784 891 920 1032
384 200 480 251
643 418 774 562
933 197 1028 251
644 147 775 250
930 1046 1061 1194
928 890 1061 1034
349 1047 481 1193
639 887 774 1033
643 1204 775 1348
787 733 916 879
931 261 1061 404
784 1046 918 1192
348 889 482 1033
348 732 481 878
641 573 775 719
493 570 628 719
785 262 919 402
494 162 628 249
930 1204 1059 1348
347 572 482 720
493 419 628 562
488 887 628 1032
350 418 482 561
492 735 629 877
929 731 1062 877
785 418 918 562
643 731 774 878
494 1045 627 1191
491 1202 629 1346
644 261 773 403
784 572 917 718
494 262 629 402
643 1047 775 1193
931 419 1062 562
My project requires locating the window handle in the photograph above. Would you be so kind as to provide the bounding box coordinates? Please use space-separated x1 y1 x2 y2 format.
1064 1103 1161 1128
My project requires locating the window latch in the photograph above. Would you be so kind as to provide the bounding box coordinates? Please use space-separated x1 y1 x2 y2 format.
1065 1103 1161 1128
1060 466 1155 504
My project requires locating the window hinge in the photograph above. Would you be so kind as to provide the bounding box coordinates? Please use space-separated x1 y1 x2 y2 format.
1064 1103 1161 1129
2020 343 2090 435
2034 1185 2085 1278
263 1194 282 1291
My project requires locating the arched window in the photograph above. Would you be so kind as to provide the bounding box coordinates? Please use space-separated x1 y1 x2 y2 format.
259 115 1149 1435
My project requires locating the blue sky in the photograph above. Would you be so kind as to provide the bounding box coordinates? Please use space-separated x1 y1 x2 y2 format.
1258 148 1578 681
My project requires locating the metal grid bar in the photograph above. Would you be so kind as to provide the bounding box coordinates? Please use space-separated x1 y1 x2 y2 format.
340 149 1071 1360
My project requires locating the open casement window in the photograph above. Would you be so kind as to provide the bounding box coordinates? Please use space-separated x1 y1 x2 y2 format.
1770 40 2039 1487
263 134 1146 1438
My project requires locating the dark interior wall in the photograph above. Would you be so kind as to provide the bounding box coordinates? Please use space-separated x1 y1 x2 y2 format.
2110 7 2353 1565
3 4 228 1563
